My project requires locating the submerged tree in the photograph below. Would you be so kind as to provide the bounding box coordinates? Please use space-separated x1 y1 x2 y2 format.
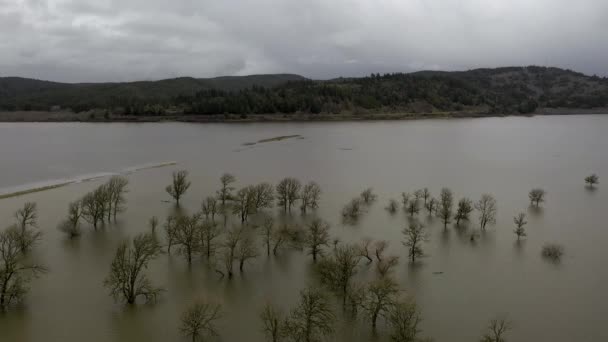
421 188 430 206
401 192 410 209
481 318 511 342
300 181 322 214
513 213 527 241
0 226 46 309
585 174 599 188
454 197 474 227
260 217 275 256
232 186 256 223
166 170 191 206
236 236 258 272
174 214 202 264
528 188 546 207
284 287 335 342
260 302 287 342
180 300 222 342
252 182 275 213
402 222 427 263
220 227 242 278
541 243 564 261
406 199 420 217
360 188 377 204
386 199 399 214
318 244 360 304
164 215 178 254
304 219 330 262
437 188 454 229
201 196 219 223
388 299 423 342
14 202 42 253
58 200 83 239
200 220 222 259
357 237 374 263
377 255 400 277
362 276 399 330
342 197 364 221
81 188 106 230
149 216 159 233
475 194 497 231
276 178 301 212
217 173 237 207
107 176 129 220
103 232 163 305
425 197 437 216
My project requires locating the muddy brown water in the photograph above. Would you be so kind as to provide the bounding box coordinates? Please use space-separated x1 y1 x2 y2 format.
0 116 607 342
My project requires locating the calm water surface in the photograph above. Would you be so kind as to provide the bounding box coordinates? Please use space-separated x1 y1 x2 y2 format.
0 116 607 342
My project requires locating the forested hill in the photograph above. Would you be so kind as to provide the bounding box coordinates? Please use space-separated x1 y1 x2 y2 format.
1 66 607 116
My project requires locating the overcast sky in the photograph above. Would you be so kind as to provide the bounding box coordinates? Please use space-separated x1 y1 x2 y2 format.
1 0 607 82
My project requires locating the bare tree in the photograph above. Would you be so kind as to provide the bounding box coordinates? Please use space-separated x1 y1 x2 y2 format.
260 302 286 342
164 215 178 254
253 182 275 212
481 318 511 342
318 244 360 304
401 192 410 209
300 182 322 214
200 220 222 259
232 186 256 223
304 219 330 262
388 299 423 342
585 174 599 188
217 173 236 207
362 277 399 330
149 216 159 233
374 240 388 262
260 217 275 256
437 187 454 229
386 199 399 214
58 201 83 239
81 188 106 230
406 199 420 217
107 176 129 220
276 178 301 212
166 170 191 206
357 237 374 263
377 256 399 277
475 194 498 230
0 226 46 309
422 188 430 206
272 225 295 256
342 197 364 220
513 213 527 240
236 236 259 272
180 300 222 342
221 227 242 278
402 222 427 263
14 202 42 253
174 214 202 264
454 197 473 227
542 243 564 261
103 232 163 304
528 188 546 207
201 196 218 223
360 188 377 204
425 197 437 216
413 189 424 202
284 287 334 342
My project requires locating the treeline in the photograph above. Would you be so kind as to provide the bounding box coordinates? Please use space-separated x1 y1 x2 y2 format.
2 66 608 115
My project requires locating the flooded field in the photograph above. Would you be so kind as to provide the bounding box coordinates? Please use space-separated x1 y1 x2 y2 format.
0 116 607 342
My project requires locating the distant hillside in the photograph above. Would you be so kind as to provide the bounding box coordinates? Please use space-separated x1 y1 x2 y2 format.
0 74 306 112
1 67 607 116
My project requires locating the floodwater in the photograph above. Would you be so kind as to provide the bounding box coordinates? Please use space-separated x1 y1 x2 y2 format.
0 116 607 342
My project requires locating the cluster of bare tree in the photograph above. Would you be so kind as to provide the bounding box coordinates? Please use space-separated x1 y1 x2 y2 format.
0 202 46 310
341 188 378 222
69 176 130 231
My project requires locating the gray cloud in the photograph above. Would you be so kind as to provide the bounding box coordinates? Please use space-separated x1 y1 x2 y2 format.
1 0 607 82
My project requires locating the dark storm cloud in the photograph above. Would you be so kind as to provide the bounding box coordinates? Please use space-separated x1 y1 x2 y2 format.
1 0 607 82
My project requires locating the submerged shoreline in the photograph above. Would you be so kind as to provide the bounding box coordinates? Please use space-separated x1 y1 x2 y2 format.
0 108 607 123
